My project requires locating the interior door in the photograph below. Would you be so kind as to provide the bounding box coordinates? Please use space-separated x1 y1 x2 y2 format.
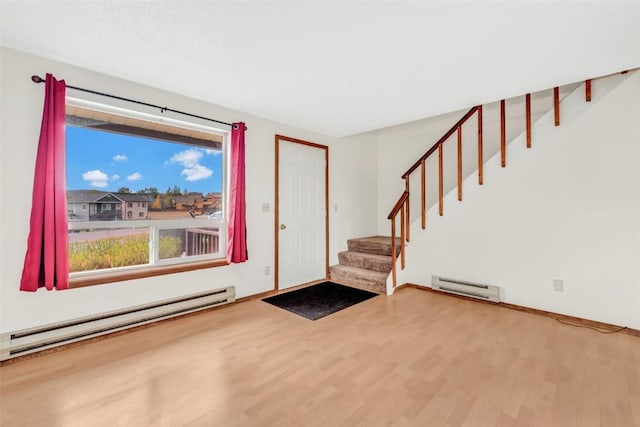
276 135 328 290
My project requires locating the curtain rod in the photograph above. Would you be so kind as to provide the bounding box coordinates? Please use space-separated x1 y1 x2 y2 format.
31 75 244 130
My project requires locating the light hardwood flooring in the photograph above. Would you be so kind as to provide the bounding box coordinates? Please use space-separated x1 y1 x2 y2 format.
1 287 639 426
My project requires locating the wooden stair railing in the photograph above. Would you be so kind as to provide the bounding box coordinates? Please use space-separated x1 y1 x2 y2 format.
387 191 408 287
386 85 570 288
386 70 633 288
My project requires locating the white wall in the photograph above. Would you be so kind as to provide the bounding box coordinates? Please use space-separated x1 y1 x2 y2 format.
395 71 640 329
0 47 378 333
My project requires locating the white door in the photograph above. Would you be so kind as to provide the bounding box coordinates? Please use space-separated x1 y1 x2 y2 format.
277 137 327 290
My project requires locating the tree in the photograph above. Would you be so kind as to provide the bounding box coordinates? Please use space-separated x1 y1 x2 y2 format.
138 187 159 199
152 195 162 210
163 195 174 209
117 187 131 193
172 185 181 195
183 187 189 196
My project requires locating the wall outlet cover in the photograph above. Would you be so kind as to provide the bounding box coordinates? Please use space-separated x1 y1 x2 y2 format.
553 279 564 292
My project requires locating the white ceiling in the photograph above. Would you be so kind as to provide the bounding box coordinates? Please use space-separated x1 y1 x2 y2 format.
1 1 638 137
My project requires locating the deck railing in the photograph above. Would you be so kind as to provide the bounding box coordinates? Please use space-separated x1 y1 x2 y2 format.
185 228 219 256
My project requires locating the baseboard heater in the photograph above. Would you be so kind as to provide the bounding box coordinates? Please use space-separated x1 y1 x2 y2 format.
431 276 500 303
0 286 235 361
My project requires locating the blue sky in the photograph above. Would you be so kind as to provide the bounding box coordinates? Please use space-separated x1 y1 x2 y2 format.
66 126 223 194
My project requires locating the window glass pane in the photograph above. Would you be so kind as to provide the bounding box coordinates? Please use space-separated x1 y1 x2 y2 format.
65 105 226 277
66 125 222 207
159 227 221 260
68 227 150 272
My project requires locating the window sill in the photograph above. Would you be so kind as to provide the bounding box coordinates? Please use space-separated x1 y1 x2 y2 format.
68 259 229 289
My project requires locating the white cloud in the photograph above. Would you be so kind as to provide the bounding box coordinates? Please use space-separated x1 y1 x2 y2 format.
82 169 109 188
203 148 221 156
111 174 120 181
169 149 203 168
127 172 142 181
113 154 128 161
181 165 213 182
168 148 214 182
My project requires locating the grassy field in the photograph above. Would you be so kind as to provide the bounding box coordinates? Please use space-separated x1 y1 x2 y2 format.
69 234 182 272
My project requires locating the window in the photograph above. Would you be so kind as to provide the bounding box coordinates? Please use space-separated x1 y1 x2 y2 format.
65 98 228 285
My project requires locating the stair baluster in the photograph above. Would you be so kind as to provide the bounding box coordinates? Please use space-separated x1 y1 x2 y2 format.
438 142 444 215
404 177 410 242
526 93 532 148
500 99 506 167
457 125 462 201
421 160 426 229
554 86 560 126
477 105 483 185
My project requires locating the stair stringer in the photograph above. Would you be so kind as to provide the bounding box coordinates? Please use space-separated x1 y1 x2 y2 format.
388 71 633 295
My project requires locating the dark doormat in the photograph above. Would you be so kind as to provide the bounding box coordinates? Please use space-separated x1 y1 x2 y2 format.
262 281 378 320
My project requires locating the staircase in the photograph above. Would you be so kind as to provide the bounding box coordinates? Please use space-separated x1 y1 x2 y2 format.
336 70 634 294
383 70 634 290
329 236 401 293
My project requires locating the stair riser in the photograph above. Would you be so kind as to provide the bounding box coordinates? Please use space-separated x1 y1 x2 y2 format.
329 266 386 294
347 240 393 256
338 252 392 273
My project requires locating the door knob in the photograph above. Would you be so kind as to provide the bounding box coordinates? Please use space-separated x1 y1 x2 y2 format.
280 224 287 230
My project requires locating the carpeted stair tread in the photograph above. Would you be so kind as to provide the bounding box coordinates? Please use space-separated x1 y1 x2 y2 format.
347 235 403 257
338 251 392 273
329 264 388 294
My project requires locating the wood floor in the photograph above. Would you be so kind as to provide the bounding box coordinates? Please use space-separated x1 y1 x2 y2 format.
1 287 639 426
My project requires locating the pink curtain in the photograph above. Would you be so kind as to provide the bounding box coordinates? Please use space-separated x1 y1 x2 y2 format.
227 122 248 263
20 74 69 291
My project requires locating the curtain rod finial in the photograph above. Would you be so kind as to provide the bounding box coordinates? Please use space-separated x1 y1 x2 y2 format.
31 75 45 83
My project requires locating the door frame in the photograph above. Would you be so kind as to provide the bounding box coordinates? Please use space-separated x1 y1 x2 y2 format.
274 134 329 291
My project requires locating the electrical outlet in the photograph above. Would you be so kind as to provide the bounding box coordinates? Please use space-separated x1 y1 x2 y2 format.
261 202 270 213
264 266 271 276
553 279 564 292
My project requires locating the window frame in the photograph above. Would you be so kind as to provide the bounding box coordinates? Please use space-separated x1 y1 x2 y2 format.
65 97 230 288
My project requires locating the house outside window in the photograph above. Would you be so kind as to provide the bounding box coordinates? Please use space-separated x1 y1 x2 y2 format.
65 98 227 285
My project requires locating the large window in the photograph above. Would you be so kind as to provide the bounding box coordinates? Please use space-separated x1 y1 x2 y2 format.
65 98 228 285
